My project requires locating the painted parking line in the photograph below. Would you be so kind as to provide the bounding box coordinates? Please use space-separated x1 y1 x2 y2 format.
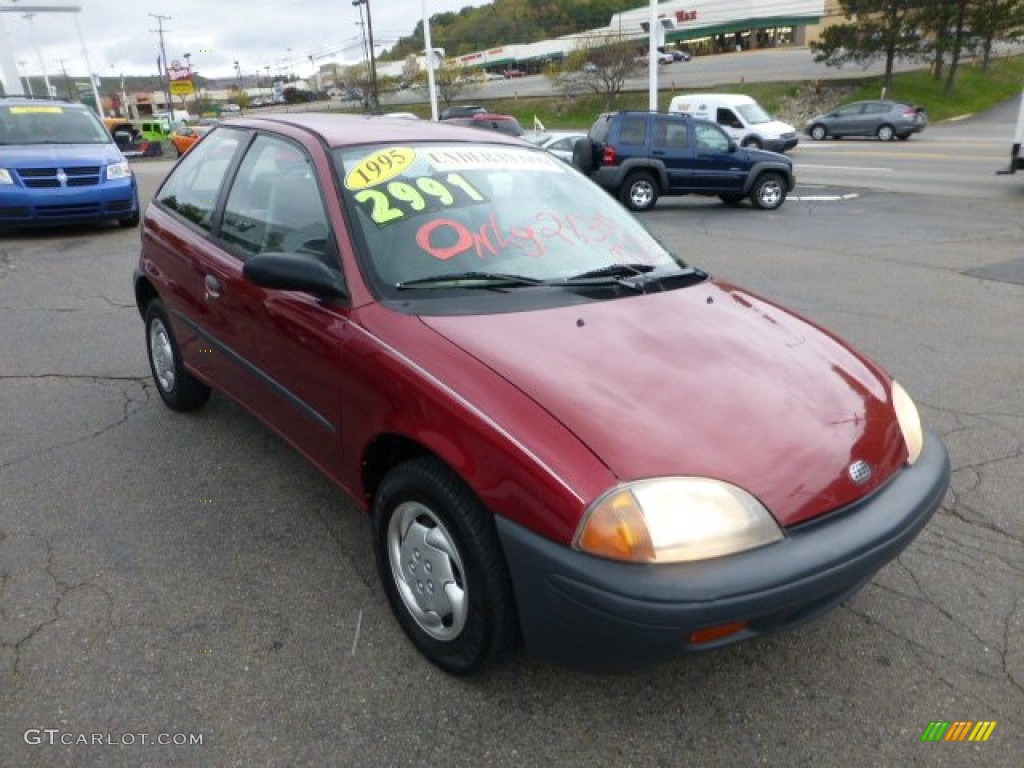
790 193 861 201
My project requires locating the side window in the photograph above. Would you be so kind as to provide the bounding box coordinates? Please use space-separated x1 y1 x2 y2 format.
156 129 243 231
864 103 888 115
837 104 864 117
220 135 332 264
619 116 648 145
716 108 741 129
695 123 731 153
653 117 690 150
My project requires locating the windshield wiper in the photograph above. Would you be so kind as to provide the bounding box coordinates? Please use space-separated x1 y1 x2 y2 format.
565 263 656 281
396 271 547 290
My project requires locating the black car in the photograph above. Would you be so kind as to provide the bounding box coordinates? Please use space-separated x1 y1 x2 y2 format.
574 111 794 211
439 105 487 120
805 100 928 141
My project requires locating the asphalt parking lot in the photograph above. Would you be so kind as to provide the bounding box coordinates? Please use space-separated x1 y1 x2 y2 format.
2 133 1022 766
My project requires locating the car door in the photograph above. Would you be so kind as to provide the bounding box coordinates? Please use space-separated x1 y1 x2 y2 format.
203 132 351 474
651 115 695 191
691 122 745 191
860 102 891 135
830 103 867 137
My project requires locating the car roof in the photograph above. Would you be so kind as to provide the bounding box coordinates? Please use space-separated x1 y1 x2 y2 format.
223 112 530 148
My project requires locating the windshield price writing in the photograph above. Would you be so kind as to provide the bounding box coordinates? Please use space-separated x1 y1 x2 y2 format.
355 173 485 227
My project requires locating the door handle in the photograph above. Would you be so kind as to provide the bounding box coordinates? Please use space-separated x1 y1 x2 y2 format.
204 274 222 299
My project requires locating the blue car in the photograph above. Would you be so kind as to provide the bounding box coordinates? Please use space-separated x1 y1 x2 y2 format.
0 98 140 230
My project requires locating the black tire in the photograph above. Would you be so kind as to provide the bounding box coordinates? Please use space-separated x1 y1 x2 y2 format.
896 133 911 141
876 124 896 141
741 136 763 149
719 193 744 206
118 211 140 228
144 299 211 412
619 172 658 211
373 457 518 676
809 124 827 141
749 172 787 210
571 137 595 174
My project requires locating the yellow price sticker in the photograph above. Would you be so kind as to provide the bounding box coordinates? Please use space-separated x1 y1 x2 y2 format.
10 106 64 114
345 147 415 191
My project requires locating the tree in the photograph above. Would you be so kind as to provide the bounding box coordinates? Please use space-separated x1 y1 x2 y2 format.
969 0 1024 70
810 1 927 94
548 31 641 111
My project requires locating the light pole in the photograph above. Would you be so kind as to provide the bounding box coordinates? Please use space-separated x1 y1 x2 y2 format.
183 52 193 114
23 13 53 98
17 59 33 96
352 0 378 109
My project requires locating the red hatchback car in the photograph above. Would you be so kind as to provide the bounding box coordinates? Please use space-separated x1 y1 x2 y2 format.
135 114 949 675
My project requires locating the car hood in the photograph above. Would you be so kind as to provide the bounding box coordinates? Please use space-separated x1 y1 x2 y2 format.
2 143 123 167
420 280 907 527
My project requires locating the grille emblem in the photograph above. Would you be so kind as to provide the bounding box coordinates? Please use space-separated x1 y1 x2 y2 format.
56 169 68 187
848 460 872 485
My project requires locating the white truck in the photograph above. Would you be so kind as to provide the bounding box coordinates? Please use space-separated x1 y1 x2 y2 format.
1000 89 1024 175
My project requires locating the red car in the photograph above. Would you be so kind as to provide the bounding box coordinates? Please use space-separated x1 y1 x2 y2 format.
135 114 949 675
503 69 527 78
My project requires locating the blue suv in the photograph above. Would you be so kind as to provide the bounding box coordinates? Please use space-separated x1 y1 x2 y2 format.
0 98 140 230
573 111 794 211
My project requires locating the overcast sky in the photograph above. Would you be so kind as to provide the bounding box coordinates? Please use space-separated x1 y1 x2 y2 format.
0 0 493 82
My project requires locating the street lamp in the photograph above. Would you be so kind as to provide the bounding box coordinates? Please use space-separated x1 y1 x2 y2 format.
352 0 378 109
17 59 33 97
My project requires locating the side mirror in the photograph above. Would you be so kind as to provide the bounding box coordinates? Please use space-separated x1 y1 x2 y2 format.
243 252 346 299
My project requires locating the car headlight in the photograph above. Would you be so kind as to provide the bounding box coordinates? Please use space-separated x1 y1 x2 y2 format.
0 169 13 185
892 381 923 465
574 478 783 563
107 161 132 180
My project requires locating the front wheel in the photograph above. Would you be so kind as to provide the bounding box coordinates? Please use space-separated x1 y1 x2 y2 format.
877 124 895 141
741 137 763 149
373 457 518 675
619 172 658 211
145 299 211 411
118 211 140 228
749 172 787 210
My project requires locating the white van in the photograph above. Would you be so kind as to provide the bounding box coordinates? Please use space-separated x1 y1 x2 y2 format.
668 93 799 153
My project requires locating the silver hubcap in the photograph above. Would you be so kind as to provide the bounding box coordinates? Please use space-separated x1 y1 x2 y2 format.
630 181 654 208
879 126 893 141
387 501 467 641
758 180 783 207
149 318 176 393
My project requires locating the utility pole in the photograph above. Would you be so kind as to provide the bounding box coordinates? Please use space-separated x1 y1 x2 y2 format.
352 0 378 109
149 13 172 114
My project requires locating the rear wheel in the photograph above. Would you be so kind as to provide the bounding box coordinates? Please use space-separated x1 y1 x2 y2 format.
896 133 911 141
619 172 658 211
749 172 787 210
145 299 211 411
877 124 896 141
809 124 827 141
373 457 518 675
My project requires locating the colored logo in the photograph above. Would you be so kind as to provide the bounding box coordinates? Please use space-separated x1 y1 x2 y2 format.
921 721 996 742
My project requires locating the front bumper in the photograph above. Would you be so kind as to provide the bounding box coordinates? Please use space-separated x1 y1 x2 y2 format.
764 136 799 153
0 179 138 227
497 432 949 671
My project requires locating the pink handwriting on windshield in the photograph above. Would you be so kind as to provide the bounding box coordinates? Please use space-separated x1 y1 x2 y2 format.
415 211 652 263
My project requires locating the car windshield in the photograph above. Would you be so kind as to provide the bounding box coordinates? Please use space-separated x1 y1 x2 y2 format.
334 143 686 297
0 104 110 145
735 103 772 125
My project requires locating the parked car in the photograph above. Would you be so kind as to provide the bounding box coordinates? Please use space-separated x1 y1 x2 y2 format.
522 130 587 163
503 69 527 78
168 120 217 157
135 113 948 675
574 110 794 211
805 100 928 141
105 120 165 158
0 97 139 229
439 104 487 120
443 112 523 136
